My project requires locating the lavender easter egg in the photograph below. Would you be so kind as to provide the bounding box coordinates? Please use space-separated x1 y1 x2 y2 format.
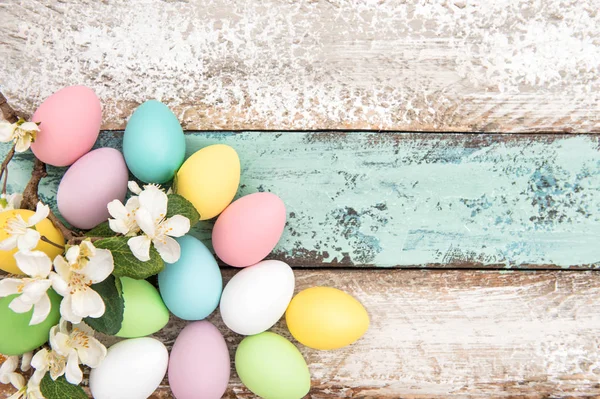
168 321 230 399
212 192 286 267
57 148 128 229
32 86 102 166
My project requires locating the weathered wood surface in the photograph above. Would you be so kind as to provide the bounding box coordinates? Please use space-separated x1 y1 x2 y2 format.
2 269 600 398
2 132 600 269
1 0 599 132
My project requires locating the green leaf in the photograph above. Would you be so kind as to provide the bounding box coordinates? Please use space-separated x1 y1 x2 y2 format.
84 275 124 335
40 375 87 399
95 236 164 279
166 194 200 226
86 221 115 237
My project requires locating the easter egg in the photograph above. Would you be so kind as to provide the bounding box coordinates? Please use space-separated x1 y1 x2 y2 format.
212 192 286 267
158 236 222 320
286 287 369 350
175 144 240 220
0 210 65 275
0 290 61 355
236 332 310 399
89 337 168 399
220 260 294 335
31 86 101 166
168 321 230 399
57 148 128 229
123 100 185 183
116 277 169 338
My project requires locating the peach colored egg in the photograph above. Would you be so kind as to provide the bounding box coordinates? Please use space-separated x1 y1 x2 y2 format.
31 86 101 166
57 148 128 229
212 192 286 267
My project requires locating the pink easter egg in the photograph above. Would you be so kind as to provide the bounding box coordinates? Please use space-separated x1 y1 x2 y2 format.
32 86 101 166
168 321 230 399
57 148 128 229
212 192 286 267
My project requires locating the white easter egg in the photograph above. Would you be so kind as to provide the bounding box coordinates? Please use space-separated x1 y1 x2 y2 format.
220 260 295 335
89 337 168 399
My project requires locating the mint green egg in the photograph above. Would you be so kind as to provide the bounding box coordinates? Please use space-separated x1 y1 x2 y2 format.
0 290 61 355
235 332 311 399
123 100 185 183
116 277 170 338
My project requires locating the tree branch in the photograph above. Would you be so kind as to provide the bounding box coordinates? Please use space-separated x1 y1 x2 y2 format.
0 92 27 124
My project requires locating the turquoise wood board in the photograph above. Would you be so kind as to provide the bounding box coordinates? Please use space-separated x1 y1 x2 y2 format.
1 132 599 269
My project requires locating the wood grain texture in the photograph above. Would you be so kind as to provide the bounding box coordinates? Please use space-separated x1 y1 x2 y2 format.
2 269 600 398
1 0 599 132
2 132 600 269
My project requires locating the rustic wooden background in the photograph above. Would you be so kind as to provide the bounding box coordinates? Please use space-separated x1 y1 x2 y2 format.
1 0 599 398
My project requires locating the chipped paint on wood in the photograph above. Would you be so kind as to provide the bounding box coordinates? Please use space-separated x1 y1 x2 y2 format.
3 269 599 398
1 0 599 132
1 132 599 269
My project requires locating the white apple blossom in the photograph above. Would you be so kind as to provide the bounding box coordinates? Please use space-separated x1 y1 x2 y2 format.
49 319 106 385
0 252 53 325
0 193 22 212
0 120 40 153
30 348 66 384
1 352 40 399
127 186 190 263
49 241 114 324
107 196 140 236
0 202 49 252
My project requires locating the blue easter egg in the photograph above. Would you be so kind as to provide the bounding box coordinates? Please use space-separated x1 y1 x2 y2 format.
123 100 185 183
158 236 223 320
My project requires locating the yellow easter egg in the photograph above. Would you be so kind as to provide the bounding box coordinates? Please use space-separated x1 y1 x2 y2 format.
175 144 240 220
0 209 65 274
285 287 369 350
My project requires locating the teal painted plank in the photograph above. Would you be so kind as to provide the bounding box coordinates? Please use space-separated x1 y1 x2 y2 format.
1 132 599 268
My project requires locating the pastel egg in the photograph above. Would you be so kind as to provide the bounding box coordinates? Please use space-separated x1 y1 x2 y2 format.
286 287 369 350
220 260 294 335
235 332 310 399
158 236 222 320
175 144 240 220
57 148 128 229
31 86 101 166
0 290 61 355
89 337 168 399
116 277 169 338
123 100 185 183
168 321 230 399
212 192 286 267
0 210 65 275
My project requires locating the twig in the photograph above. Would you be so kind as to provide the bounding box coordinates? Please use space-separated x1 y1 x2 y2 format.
40 235 65 250
69 236 104 245
0 92 27 124
0 144 15 195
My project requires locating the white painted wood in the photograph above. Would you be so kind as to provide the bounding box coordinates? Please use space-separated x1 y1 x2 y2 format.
1 0 598 131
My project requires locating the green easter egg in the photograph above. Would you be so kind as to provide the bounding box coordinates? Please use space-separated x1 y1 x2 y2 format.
0 290 61 356
235 332 310 399
116 277 169 338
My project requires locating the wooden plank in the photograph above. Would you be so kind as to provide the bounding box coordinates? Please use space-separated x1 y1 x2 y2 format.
2 269 600 398
2 132 600 269
1 1 599 132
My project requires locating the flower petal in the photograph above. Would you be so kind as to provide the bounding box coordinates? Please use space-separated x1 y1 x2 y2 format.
138 187 168 221
108 218 129 235
15 135 31 152
0 235 18 251
0 355 18 383
134 207 156 237
162 215 190 237
153 236 181 263
59 295 82 324
64 245 80 266
17 229 40 252
128 235 152 261
7 372 25 390
27 202 49 227
19 122 40 132
52 256 71 280
128 181 142 194
20 279 52 303
29 294 51 325
107 199 128 220
77 337 106 368
65 351 82 385
71 288 105 319
21 351 33 372
81 249 113 283
0 278 23 297
49 272 69 297
14 251 52 278
9 296 33 313
0 122 15 141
